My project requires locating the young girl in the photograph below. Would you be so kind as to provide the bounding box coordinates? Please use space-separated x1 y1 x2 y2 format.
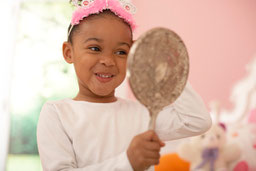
37 0 212 170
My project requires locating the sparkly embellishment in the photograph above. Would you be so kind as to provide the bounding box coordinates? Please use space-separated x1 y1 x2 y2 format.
83 1 89 6
122 3 136 14
125 5 130 11
81 0 94 7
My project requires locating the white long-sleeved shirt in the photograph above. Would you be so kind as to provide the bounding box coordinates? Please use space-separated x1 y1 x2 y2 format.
37 82 212 171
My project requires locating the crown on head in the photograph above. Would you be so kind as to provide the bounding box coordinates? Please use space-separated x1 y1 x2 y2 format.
68 0 136 38
70 0 136 14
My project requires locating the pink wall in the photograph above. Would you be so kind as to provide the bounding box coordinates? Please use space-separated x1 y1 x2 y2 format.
132 0 256 109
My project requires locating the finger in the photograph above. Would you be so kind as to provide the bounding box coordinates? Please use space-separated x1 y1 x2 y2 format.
142 150 160 159
151 132 161 142
151 132 165 147
142 130 156 141
140 131 165 148
145 158 160 166
144 141 161 151
160 141 165 147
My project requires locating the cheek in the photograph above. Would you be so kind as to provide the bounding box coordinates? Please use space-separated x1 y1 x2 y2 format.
117 59 127 75
74 58 97 80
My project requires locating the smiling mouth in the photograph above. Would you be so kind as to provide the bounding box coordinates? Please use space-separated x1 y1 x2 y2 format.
95 73 115 83
95 73 114 78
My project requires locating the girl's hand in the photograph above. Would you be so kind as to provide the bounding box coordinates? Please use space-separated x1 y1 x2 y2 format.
127 130 165 171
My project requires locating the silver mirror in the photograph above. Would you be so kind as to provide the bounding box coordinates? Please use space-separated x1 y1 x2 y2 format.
127 27 189 130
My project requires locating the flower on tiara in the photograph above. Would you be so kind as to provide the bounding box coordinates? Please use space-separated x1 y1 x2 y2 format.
81 0 94 7
118 0 136 14
70 0 95 8
68 0 136 31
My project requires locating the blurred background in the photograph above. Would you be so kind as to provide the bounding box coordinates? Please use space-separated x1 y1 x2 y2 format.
0 0 256 170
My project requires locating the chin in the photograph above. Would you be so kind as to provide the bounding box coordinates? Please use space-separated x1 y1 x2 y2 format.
92 89 115 97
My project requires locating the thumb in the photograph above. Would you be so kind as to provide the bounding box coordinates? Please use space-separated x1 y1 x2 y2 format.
151 131 165 147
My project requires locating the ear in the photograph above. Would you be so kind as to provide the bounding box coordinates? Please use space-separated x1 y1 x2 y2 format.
62 41 74 64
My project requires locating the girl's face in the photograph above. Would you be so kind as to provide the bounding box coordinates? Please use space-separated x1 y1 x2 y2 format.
63 14 132 102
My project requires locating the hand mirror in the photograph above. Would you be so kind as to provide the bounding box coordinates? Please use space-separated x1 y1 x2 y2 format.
127 27 189 130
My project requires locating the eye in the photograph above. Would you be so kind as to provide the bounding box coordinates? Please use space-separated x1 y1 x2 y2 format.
89 47 101 52
217 134 220 139
116 50 127 55
201 135 205 138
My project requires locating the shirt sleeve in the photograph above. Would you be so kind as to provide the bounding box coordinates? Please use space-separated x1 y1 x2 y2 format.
37 103 134 171
155 82 212 141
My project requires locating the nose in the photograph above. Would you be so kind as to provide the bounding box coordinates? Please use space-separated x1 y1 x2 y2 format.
99 54 115 67
210 137 215 141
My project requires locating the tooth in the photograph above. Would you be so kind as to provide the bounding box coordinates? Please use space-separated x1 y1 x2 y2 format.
98 74 112 78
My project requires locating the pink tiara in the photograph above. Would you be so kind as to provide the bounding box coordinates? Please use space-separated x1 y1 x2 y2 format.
68 0 136 37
